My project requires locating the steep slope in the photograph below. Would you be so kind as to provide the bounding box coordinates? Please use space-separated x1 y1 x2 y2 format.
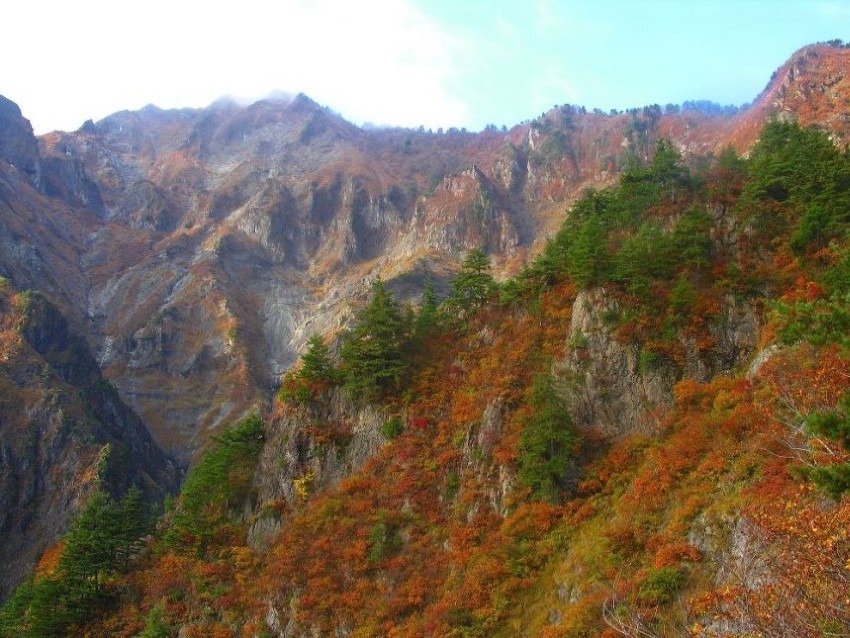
1 41 850 617
39 114 850 637
13 43 849 465
0 282 177 601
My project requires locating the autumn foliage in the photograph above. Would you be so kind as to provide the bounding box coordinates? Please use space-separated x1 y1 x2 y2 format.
7 118 850 637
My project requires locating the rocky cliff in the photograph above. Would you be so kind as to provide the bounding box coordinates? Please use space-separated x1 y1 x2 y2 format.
2 42 850 612
0 283 177 600
3 44 847 464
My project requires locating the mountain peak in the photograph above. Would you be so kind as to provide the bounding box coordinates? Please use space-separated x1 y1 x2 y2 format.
0 95 40 183
290 92 322 111
750 42 850 135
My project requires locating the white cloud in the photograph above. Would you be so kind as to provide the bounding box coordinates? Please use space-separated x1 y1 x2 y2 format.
816 0 850 17
530 63 580 113
1 0 470 133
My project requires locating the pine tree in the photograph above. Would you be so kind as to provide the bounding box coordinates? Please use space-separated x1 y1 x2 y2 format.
115 485 147 570
0 484 153 636
60 490 117 599
414 280 439 338
803 396 850 497
299 334 337 383
565 215 610 288
518 375 579 503
445 248 497 317
0 576 34 636
280 334 340 402
165 413 263 553
340 279 408 398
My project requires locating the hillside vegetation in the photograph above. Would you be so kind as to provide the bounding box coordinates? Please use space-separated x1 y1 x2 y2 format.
4 118 850 637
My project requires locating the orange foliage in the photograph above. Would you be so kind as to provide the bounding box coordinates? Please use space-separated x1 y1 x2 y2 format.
34 542 63 576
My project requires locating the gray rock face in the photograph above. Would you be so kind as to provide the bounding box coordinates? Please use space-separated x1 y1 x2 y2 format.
555 288 759 435
5 87 787 464
459 396 515 517
0 96 40 185
0 291 177 601
39 152 104 215
248 389 388 548
687 514 771 637
556 289 677 434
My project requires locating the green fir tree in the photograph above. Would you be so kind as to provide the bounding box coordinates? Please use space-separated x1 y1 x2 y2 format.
340 279 408 398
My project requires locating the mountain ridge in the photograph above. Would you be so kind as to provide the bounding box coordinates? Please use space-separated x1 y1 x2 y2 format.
0 43 848 461
1 41 850 611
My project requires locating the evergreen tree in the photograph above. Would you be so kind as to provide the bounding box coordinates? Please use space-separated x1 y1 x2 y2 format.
280 334 339 402
618 154 661 216
340 279 408 398
0 577 34 636
60 490 118 599
299 334 337 383
445 248 497 316
414 280 439 338
0 485 152 636
802 395 850 498
742 120 850 252
714 144 746 172
114 485 147 570
518 375 579 503
166 413 264 553
24 575 69 637
565 215 610 288
648 138 690 199
671 206 713 269
613 222 675 296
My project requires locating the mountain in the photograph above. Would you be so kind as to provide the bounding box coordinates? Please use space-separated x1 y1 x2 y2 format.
8 44 848 469
0 282 179 601
1 42 850 627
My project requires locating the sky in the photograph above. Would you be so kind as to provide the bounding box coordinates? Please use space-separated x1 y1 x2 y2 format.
2 0 849 135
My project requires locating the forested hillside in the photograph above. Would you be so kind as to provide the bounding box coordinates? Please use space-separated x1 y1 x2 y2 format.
4 118 849 637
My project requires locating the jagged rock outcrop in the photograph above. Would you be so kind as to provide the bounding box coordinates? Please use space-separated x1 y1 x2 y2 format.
248 389 389 547
6 45 849 463
556 288 759 435
0 96 40 186
458 396 515 518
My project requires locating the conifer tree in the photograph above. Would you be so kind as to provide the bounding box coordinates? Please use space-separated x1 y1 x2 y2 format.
803 396 850 497
115 485 147 570
565 216 610 288
280 334 339 402
299 334 337 383
414 280 439 338
518 375 578 503
0 485 152 636
165 413 263 553
445 248 497 316
60 490 117 598
340 278 408 398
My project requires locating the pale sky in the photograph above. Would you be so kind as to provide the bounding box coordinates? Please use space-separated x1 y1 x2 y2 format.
2 0 848 134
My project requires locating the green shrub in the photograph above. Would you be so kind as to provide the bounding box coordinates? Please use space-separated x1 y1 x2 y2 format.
381 416 404 440
139 602 172 638
638 566 684 605
367 520 401 564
